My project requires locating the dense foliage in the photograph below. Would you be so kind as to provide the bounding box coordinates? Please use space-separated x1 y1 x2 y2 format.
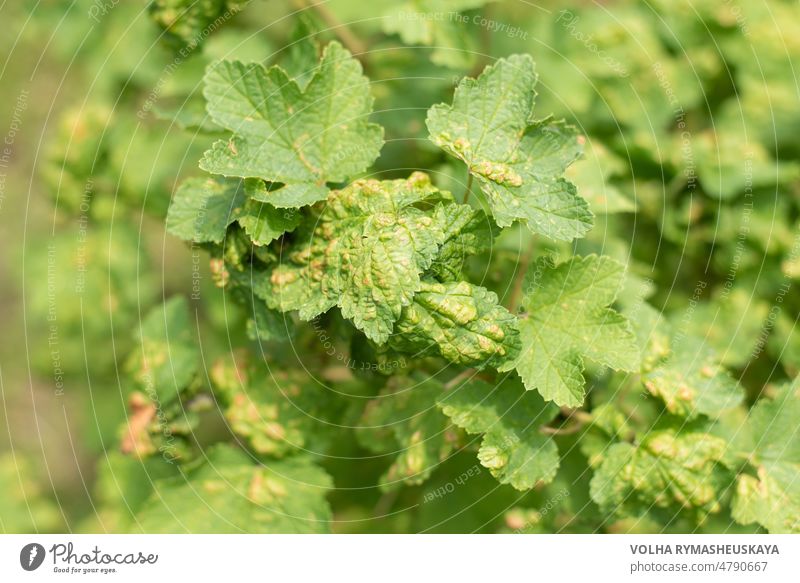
2 0 800 534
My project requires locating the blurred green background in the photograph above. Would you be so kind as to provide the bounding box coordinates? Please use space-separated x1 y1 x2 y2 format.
1 0 798 533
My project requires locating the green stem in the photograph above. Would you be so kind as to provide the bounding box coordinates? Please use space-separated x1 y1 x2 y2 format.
462 173 474 204
295 0 368 60
540 409 593 436
444 368 477 390
506 240 535 313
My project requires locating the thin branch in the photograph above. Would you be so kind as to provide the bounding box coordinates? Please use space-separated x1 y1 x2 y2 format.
506 240 535 313
295 0 368 58
540 408 593 436
444 368 477 390
373 488 400 517
462 173 474 204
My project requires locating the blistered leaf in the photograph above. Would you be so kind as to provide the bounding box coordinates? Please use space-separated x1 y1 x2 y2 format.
429 204 495 281
126 297 199 404
150 0 249 49
211 353 341 457
391 280 520 369
427 54 592 240
627 302 671 373
644 337 743 419
729 382 800 533
135 445 332 533
438 378 560 490
500 255 639 407
359 377 455 489
201 42 383 206
590 430 730 518
578 403 633 469
734 465 800 535
259 173 448 342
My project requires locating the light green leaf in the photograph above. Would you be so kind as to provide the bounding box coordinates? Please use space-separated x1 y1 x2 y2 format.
733 464 800 534
566 141 635 214
211 353 341 457
686 127 798 200
730 382 800 533
437 378 560 490
149 0 249 49
500 255 639 407
590 430 730 518
126 297 199 404
359 377 455 490
135 445 332 533
282 14 321 90
88 452 177 533
391 280 520 369
244 299 294 342
578 403 633 469
200 42 383 207
383 1 490 69
237 201 302 247
685 289 770 369
258 173 447 343
167 177 243 243
644 337 743 419
429 204 495 281
167 177 300 245
427 55 592 240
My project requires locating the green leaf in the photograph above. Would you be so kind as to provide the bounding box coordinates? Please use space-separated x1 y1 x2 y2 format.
382 1 490 69
686 127 799 200
149 0 249 49
126 297 199 404
566 141 635 214
135 445 332 533
259 173 448 343
244 299 294 342
211 353 341 457
500 255 639 407
390 280 520 369
734 465 800 534
643 336 743 419
358 377 455 489
282 14 321 90
578 403 632 469
167 177 301 245
88 452 177 532
729 382 800 533
200 42 384 207
684 289 770 369
429 204 496 281
426 55 592 240
236 199 302 247
437 378 560 490
167 177 244 243
590 430 730 518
